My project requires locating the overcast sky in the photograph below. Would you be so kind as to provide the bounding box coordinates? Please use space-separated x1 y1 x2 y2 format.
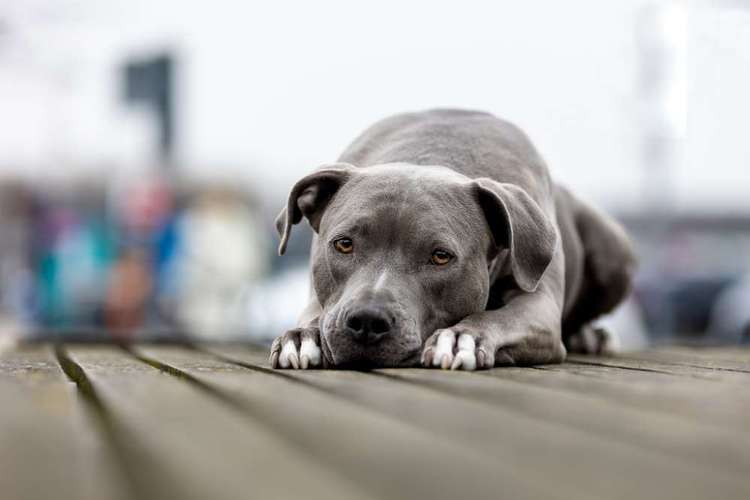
0 0 747 214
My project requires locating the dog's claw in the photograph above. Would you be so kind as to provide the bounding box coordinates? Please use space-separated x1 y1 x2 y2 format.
423 328 485 371
440 354 452 370
450 355 462 370
421 348 434 367
272 327 322 370
451 350 477 371
476 349 486 369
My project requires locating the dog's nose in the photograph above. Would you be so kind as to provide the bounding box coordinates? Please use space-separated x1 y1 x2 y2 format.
345 307 393 344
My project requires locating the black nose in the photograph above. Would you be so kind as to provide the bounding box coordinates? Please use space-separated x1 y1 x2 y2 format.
345 307 393 344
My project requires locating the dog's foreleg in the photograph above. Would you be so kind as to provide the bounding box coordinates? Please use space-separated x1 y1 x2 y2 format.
422 251 567 370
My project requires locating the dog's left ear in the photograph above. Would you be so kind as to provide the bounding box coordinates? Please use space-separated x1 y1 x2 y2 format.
473 178 558 292
275 163 356 255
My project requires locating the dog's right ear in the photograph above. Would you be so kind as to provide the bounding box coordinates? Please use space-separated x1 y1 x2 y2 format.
275 163 356 255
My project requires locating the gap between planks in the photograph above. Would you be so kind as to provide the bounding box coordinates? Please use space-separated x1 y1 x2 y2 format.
49 343 750 500
202 345 750 476
206 344 750 437
0 345 128 500
65 344 378 500
564 355 750 380
185 344 749 500
130 344 575 500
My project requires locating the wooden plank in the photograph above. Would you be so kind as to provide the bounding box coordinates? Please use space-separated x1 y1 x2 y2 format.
0 345 127 500
65 345 374 500
374 366 750 477
566 354 750 382
627 347 750 372
494 362 750 433
137 345 558 500
663 346 750 363
200 345 750 500
226 345 750 432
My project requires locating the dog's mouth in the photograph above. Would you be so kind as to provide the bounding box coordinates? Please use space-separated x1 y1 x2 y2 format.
317 304 424 368
392 348 422 367
322 348 422 370
318 325 422 369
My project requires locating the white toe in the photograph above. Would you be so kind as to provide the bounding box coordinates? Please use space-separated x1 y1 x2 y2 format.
451 334 477 371
279 340 298 369
299 338 321 368
432 329 456 368
457 333 475 352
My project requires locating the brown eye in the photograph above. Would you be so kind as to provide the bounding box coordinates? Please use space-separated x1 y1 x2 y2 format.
333 238 354 254
430 249 453 266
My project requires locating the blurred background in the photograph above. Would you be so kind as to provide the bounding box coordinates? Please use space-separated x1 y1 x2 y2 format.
0 0 748 347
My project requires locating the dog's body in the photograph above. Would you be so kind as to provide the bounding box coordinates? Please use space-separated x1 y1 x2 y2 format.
271 109 636 370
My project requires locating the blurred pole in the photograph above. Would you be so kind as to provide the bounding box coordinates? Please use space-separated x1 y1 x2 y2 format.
635 2 687 336
122 54 175 168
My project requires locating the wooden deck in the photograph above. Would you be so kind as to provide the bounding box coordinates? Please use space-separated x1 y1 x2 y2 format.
1 343 749 500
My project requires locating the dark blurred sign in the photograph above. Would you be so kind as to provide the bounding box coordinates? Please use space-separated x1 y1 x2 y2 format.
122 54 175 163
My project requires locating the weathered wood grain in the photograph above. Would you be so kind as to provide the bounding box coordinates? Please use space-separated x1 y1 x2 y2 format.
375 366 750 477
5 343 749 500
660 346 750 364
494 363 750 432
138 345 558 500
566 354 750 382
202 345 750 500
618 347 750 372
0 345 126 500
65 345 374 500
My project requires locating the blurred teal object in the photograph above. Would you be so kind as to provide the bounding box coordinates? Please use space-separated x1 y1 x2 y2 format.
36 210 115 328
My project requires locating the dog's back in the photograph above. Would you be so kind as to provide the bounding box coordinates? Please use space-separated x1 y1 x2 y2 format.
340 109 553 207
340 109 636 353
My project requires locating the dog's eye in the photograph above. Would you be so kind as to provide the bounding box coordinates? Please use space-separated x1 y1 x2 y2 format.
430 249 453 266
333 238 354 254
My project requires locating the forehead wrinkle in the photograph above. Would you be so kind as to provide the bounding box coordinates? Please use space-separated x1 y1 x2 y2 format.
325 168 484 251
326 211 391 240
394 176 416 229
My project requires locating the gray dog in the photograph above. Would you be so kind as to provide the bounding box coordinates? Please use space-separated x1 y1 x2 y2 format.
270 109 636 370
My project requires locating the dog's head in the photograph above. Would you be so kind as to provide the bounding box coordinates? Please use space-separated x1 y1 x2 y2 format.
277 163 556 367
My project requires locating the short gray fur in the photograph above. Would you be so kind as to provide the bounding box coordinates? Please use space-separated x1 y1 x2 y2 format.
272 109 636 369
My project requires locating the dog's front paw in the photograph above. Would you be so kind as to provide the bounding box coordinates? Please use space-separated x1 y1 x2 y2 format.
270 327 322 369
421 328 494 371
